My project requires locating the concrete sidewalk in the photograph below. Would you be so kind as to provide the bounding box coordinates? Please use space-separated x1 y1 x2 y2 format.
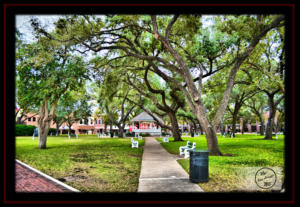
138 137 203 192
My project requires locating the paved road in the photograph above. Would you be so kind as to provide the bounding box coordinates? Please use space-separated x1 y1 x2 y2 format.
138 137 203 192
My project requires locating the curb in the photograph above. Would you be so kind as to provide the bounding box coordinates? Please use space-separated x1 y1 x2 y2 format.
16 159 80 192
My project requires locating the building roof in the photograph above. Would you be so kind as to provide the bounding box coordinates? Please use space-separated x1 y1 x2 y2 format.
130 111 163 123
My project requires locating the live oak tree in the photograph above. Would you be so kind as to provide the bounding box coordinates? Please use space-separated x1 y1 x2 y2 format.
245 28 285 139
177 109 201 135
97 72 136 138
244 93 268 135
60 88 93 135
34 15 284 155
128 68 185 141
52 102 68 135
16 33 89 148
225 86 258 137
91 50 185 141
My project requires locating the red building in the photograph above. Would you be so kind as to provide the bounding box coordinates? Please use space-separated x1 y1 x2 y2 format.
19 112 110 135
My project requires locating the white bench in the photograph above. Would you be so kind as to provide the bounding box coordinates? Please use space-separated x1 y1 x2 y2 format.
68 134 78 139
183 142 196 158
138 135 143 140
131 138 139 148
179 141 191 155
162 136 169 142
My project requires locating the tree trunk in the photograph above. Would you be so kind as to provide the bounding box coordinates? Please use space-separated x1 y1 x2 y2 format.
259 116 265 135
198 122 204 135
68 124 72 135
38 122 50 149
37 102 51 149
56 123 60 135
240 118 244 134
194 108 222 155
168 111 182 141
265 108 276 140
203 124 222 156
118 125 124 138
37 98 58 149
231 112 238 138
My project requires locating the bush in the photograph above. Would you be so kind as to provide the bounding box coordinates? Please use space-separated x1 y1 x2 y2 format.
140 133 151 137
161 132 170 136
15 124 36 136
48 128 57 135
126 132 134 137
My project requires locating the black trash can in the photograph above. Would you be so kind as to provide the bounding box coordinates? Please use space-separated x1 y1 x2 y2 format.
189 150 209 183
191 131 194 137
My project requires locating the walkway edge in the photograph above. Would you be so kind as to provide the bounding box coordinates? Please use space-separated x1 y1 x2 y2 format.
16 159 80 192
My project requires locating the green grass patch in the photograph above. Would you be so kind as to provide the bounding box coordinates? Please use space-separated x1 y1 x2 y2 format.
16 135 145 192
157 134 284 192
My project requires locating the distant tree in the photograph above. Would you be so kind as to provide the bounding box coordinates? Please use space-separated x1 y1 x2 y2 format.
61 89 93 135
245 27 284 139
244 93 268 135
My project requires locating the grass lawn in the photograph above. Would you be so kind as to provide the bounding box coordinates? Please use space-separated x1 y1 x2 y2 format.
157 134 284 192
16 135 145 192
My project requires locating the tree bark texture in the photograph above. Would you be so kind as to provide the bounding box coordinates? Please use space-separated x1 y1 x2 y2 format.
194 105 222 155
231 103 241 137
38 101 51 149
265 103 276 140
168 112 182 141
259 116 265 136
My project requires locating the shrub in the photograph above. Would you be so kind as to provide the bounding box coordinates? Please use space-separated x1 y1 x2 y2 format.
140 133 151 137
48 128 57 135
162 132 170 136
126 132 134 137
15 124 36 136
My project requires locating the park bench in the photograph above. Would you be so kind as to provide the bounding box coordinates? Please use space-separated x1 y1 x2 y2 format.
183 142 196 159
179 141 191 155
222 132 233 138
98 133 106 138
162 136 169 142
68 134 78 139
272 133 279 140
138 135 143 140
131 138 139 148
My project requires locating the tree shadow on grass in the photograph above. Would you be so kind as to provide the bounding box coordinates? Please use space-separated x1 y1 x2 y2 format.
246 138 280 141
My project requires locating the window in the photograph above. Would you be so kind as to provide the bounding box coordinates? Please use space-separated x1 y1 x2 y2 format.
95 120 97 124
80 120 83 124
33 117 36 122
28 118 31 121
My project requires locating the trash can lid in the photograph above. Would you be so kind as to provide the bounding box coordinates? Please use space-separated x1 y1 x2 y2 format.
189 149 210 156
192 149 210 152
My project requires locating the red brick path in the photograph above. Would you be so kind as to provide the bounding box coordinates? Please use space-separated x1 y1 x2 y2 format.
16 162 73 192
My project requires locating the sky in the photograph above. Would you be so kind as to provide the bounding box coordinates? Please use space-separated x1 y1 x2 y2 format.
16 15 60 43
16 15 214 43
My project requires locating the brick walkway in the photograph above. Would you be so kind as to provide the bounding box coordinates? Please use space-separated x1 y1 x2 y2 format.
16 162 74 192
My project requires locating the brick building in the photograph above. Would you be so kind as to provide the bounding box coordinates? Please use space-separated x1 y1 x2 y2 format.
19 111 116 135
